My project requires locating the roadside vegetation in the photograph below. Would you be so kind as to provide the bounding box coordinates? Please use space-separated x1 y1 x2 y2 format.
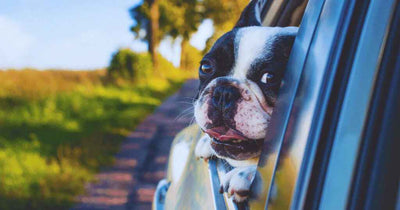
0 51 195 209
0 0 249 208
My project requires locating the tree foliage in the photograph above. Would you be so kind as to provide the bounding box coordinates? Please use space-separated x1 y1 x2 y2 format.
131 0 203 42
180 42 203 71
129 0 248 68
130 0 203 70
202 0 248 53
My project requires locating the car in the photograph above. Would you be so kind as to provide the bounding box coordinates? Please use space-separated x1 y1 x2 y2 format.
153 0 400 209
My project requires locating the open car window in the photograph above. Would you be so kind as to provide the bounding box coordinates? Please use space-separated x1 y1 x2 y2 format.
209 0 309 209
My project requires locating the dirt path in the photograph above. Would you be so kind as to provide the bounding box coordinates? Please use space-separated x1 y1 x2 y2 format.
73 79 199 210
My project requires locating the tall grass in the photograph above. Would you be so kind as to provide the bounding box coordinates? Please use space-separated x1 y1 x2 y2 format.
0 61 196 209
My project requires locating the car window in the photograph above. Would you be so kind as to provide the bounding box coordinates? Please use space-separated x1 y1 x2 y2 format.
260 0 308 26
208 0 309 209
258 0 399 209
348 2 400 209
248 0 322 208
318 0 398 208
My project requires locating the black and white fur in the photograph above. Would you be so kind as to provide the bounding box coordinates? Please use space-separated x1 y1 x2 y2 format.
194 0 297 202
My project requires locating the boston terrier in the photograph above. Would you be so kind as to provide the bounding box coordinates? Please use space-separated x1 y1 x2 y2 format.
194 0 298 202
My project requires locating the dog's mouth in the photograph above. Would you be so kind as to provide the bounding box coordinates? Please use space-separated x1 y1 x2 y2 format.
205 127 247 141
204 127 264 160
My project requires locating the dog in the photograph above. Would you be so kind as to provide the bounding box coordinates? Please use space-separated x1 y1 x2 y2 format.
194 0 297 203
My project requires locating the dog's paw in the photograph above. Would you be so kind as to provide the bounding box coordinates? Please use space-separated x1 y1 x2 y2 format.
195 135 214 161
219 165 257 203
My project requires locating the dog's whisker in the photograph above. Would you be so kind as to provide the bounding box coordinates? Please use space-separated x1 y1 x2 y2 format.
181 96 196 103
176 110 194 118
176 109 193 117
176 100 195 105
176 106 194 114
180 106 194 113
174 110 194 122
177 101 194 104
174 110 190 120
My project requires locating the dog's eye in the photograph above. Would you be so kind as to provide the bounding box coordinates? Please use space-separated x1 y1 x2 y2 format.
260 72 275 84
200 64 213 74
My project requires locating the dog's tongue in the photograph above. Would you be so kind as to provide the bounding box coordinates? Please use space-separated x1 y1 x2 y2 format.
205 127 247 141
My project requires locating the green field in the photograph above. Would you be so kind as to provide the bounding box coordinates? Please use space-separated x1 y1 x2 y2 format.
0 65 195 209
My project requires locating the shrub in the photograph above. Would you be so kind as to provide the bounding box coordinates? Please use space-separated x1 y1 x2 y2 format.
107 49 152 82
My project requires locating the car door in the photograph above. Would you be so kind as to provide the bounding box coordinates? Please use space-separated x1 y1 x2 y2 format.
253 0 400 209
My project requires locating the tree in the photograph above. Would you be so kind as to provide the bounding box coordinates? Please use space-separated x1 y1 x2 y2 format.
130 0 202 70
202 0 248 53
130 0 159 68
158 0 202 69
130 0 247 69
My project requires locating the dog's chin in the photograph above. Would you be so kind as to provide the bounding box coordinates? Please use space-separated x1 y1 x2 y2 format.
210 137 263 160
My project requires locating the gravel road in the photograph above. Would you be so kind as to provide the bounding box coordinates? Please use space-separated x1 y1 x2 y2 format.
73 79 199 210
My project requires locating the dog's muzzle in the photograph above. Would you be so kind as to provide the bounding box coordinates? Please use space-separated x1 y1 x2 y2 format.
194 78 271 160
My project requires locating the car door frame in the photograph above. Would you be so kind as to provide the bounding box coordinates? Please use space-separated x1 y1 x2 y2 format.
263 0 399 209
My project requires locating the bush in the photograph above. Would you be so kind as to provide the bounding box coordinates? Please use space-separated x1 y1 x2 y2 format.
107 48 197 88
107 49 152 82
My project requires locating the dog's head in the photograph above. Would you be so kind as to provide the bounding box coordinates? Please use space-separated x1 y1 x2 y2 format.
194 0 297 161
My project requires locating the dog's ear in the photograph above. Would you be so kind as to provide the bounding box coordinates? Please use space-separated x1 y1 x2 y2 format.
234 0 262 28
272 27 298 59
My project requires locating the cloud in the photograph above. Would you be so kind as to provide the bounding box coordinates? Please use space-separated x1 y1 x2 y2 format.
0 16 35 69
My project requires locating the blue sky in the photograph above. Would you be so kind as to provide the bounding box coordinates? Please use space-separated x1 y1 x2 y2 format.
0 0 213 70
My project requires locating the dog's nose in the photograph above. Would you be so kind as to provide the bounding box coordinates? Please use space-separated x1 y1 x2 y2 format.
212 85 241 111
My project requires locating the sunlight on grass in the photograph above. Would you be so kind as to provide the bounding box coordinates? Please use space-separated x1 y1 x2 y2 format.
0 62 197 209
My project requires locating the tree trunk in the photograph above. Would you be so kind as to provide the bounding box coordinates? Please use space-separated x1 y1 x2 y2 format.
148 0 159 69
180 38 189 70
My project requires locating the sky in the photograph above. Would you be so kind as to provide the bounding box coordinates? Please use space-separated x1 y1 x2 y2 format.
0 0 213 70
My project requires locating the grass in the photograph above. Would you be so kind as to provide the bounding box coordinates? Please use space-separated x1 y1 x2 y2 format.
0 65 196 209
